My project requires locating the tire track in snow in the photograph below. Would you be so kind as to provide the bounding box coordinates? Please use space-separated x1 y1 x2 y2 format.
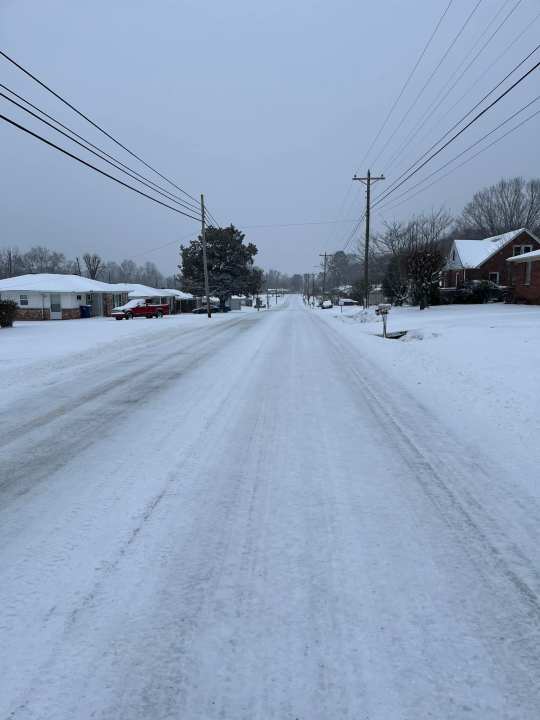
315 312 540 709
0 315 259 503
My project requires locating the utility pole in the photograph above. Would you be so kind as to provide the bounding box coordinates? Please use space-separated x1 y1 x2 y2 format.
319 252 335 299
8 247 13 276
319 252 328 298
76 257 82 276
353 169 384 308
200 193 211 319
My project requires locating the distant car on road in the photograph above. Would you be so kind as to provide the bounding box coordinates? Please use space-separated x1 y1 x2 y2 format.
112 298 169 320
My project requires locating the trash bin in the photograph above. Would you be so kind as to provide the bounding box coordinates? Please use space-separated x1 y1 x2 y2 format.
79 304 92 318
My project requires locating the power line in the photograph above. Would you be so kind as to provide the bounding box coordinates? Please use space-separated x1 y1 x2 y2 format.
359 0 454 169
378 106 540 215
205 208 221 228
0 48 199 205
128 231 197 261
240 218 359 229
372 54 540 208
0 112 201 221
416 7 540 163
341 214 365 252
0 89 202 215
327 181 355 249
376 94 540 212
371 0 484 169
0 82 200 213
384 0 522 173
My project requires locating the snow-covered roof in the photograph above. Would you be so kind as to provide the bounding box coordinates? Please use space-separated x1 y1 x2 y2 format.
507 248 540 263
0 273 116 293
161 288 193 299
454 229 531 268
125 284 171 298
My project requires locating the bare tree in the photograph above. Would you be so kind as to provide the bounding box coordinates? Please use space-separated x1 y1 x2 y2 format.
138 261 164 288
406 211 450 309
83 253 104 279
0 247 24 278
119 259 137 282
377 210 451 309
456 177 540 238
21 246 66 274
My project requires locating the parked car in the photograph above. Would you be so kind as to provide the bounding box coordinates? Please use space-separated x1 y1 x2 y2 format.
320 300 333 309
440 280 507 305
112 298 169 319
191 305 231 314
192 305 218 314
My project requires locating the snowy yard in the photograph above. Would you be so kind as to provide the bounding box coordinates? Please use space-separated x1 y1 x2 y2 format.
322 302 540 492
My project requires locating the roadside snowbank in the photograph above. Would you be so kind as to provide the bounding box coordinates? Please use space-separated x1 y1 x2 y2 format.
320 303 540 491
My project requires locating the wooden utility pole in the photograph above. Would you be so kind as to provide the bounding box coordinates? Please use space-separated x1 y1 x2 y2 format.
353 170 384 308
319 252 335 299
76 257 82 276
200 193 211 319
319 252 328 297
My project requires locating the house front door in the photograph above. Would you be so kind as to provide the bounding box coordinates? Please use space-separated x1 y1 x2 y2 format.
50 294 62 320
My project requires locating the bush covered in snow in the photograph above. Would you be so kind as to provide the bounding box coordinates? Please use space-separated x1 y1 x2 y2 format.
0 299 17 328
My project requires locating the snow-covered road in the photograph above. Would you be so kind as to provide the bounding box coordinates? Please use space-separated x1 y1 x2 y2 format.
2 296 540 719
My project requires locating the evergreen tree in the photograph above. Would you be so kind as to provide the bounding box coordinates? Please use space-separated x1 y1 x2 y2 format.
180 225 258 309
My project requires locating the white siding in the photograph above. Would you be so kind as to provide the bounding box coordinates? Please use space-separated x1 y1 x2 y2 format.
0 291 50 309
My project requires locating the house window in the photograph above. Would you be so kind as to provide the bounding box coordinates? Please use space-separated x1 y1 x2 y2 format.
522 245 532 254
76 295 82 301
489 272 499 284
86 294 92 304
525 262 532 286
513 247 522 256
19 294 29 306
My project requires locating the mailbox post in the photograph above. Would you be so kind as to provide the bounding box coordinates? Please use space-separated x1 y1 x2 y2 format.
375 303 392 338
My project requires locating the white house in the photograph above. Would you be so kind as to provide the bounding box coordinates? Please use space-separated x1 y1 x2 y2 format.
0 274 199 320
109 285 194 314
0 274 125 320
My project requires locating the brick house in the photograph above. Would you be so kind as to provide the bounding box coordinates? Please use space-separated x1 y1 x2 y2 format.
441 228 540 288
507 248 540 303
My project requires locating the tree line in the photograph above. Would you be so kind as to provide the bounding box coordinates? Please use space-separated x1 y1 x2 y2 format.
0 246 177 288
310 176 540 309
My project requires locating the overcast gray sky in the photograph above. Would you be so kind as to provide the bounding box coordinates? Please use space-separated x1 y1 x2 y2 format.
1 0 539 275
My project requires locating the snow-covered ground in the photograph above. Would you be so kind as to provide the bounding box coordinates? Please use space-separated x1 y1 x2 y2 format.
1 296 540 718
1 308 252 372
319 302 540 491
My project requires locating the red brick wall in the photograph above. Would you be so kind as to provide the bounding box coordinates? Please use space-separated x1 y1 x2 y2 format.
511 259 540 303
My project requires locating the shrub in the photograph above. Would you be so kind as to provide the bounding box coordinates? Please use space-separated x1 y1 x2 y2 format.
0 299 18 328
